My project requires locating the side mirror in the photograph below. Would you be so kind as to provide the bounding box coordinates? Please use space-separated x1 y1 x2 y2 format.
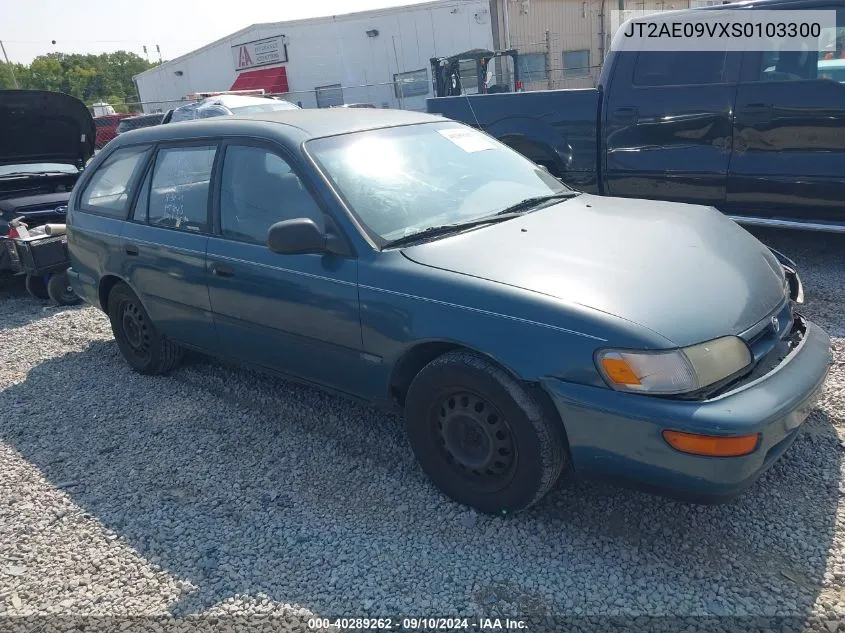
267 218 325 255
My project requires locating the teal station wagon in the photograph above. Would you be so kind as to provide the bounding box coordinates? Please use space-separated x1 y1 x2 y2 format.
66 109 833 514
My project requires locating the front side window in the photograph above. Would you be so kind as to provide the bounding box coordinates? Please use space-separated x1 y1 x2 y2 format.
220 145 323 245
307 122 568 244
80 145 150 217
147 145 216 232
752 7 844 82
634 50 728 86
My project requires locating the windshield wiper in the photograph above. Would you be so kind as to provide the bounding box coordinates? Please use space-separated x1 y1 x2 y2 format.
384 212 526 248
493 192 581 216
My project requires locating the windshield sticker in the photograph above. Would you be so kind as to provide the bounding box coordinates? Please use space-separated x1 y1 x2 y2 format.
437 128 496 153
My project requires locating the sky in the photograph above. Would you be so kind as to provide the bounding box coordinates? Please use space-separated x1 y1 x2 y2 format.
1 0 434 64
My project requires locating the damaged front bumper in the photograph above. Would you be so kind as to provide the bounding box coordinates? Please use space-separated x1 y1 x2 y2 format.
542 314 833 501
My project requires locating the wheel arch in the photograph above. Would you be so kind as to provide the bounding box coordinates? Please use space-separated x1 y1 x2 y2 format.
389 339 530 405
98 274 136 313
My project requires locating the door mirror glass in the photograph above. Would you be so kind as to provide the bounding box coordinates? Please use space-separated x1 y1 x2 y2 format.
267 218 325 254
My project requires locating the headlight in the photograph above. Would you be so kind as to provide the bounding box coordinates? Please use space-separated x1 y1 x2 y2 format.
596 336 752 395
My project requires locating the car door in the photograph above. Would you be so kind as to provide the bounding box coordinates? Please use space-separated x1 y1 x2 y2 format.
121 141 219 352
727 6 845 224
205 141 365 396
603 48 740 207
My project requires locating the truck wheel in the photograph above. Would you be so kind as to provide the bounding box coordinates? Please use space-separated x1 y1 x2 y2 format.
25 274 49 300
47 271 81 306
404 350 567 515
107 282 183 375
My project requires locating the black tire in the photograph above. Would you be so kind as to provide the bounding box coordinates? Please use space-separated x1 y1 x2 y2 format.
404 350 567 515
46 271 81 306
106 282 183 375
25 274 50 300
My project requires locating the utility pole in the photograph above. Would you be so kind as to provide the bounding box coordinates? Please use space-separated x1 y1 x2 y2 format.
0 40 19 88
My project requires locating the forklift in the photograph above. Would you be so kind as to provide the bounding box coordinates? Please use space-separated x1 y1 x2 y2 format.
430 48 521 98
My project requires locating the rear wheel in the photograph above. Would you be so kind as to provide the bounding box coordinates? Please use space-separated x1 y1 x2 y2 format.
107 282 183 374
25 274 49 300
47 271 81 306
404 350 567 514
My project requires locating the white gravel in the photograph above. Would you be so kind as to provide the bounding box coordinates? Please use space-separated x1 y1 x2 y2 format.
0 227 843 633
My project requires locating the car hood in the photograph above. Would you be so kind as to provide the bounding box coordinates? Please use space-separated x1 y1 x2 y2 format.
0 90 96 167
401 194 786 346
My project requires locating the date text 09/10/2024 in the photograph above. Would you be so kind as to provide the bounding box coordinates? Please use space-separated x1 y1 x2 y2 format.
307 617 528 631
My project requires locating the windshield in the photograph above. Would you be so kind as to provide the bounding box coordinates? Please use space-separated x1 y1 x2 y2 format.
230 101 299 114
307 122 569 243
0 163 78 176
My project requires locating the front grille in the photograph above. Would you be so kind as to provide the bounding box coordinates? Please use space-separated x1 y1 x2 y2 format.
744 300 794 364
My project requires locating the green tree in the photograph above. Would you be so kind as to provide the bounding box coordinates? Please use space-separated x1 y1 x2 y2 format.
6 50 154 110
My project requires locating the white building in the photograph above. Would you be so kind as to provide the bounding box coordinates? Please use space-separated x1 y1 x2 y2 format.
133 0 495 113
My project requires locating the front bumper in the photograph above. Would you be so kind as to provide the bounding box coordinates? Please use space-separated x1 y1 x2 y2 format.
542 317 833 501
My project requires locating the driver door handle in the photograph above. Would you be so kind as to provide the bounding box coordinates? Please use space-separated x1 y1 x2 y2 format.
210 262 234 277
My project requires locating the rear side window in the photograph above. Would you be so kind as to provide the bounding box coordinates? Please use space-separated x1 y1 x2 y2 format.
80 145 150 217
634 51 729 86
147 145 216 232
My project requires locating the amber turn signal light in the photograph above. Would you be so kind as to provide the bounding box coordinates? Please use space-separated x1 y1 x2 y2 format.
600 357 641 385
662 430 760 457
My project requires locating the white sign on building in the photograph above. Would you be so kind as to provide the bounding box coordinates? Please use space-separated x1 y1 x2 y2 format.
231 36 289 70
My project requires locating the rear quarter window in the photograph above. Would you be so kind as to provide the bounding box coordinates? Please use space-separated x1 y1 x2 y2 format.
79 145 151 218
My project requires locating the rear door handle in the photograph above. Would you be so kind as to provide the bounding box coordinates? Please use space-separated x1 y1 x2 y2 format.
611 106 639 126
210 262 234 277
125 244 139 256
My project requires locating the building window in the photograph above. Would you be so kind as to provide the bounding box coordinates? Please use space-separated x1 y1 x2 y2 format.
517 53 547 82
690 0 722 7
562 50 591 78
316 84 344 108
394 68 429 98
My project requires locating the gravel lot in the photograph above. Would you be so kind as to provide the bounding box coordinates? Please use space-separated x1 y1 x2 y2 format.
0 227 843 633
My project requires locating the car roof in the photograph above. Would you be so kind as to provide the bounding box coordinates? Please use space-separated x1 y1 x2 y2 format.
112 108 446 145
202 94 284 107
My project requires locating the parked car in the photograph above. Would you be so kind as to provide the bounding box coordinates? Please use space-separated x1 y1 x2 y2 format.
162 94 299 124
0 89 95 296
66 109 832 513
427 0 845 232
116 112 164 135
93 113 136 149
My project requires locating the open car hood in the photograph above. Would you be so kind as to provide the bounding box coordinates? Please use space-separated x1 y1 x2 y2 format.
0 90 96 168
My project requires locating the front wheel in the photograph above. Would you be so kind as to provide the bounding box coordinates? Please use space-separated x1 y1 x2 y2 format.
404 350 567 514
107 282 183 375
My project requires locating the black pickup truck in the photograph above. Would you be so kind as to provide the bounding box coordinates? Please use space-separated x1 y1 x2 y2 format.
427 0 845 231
